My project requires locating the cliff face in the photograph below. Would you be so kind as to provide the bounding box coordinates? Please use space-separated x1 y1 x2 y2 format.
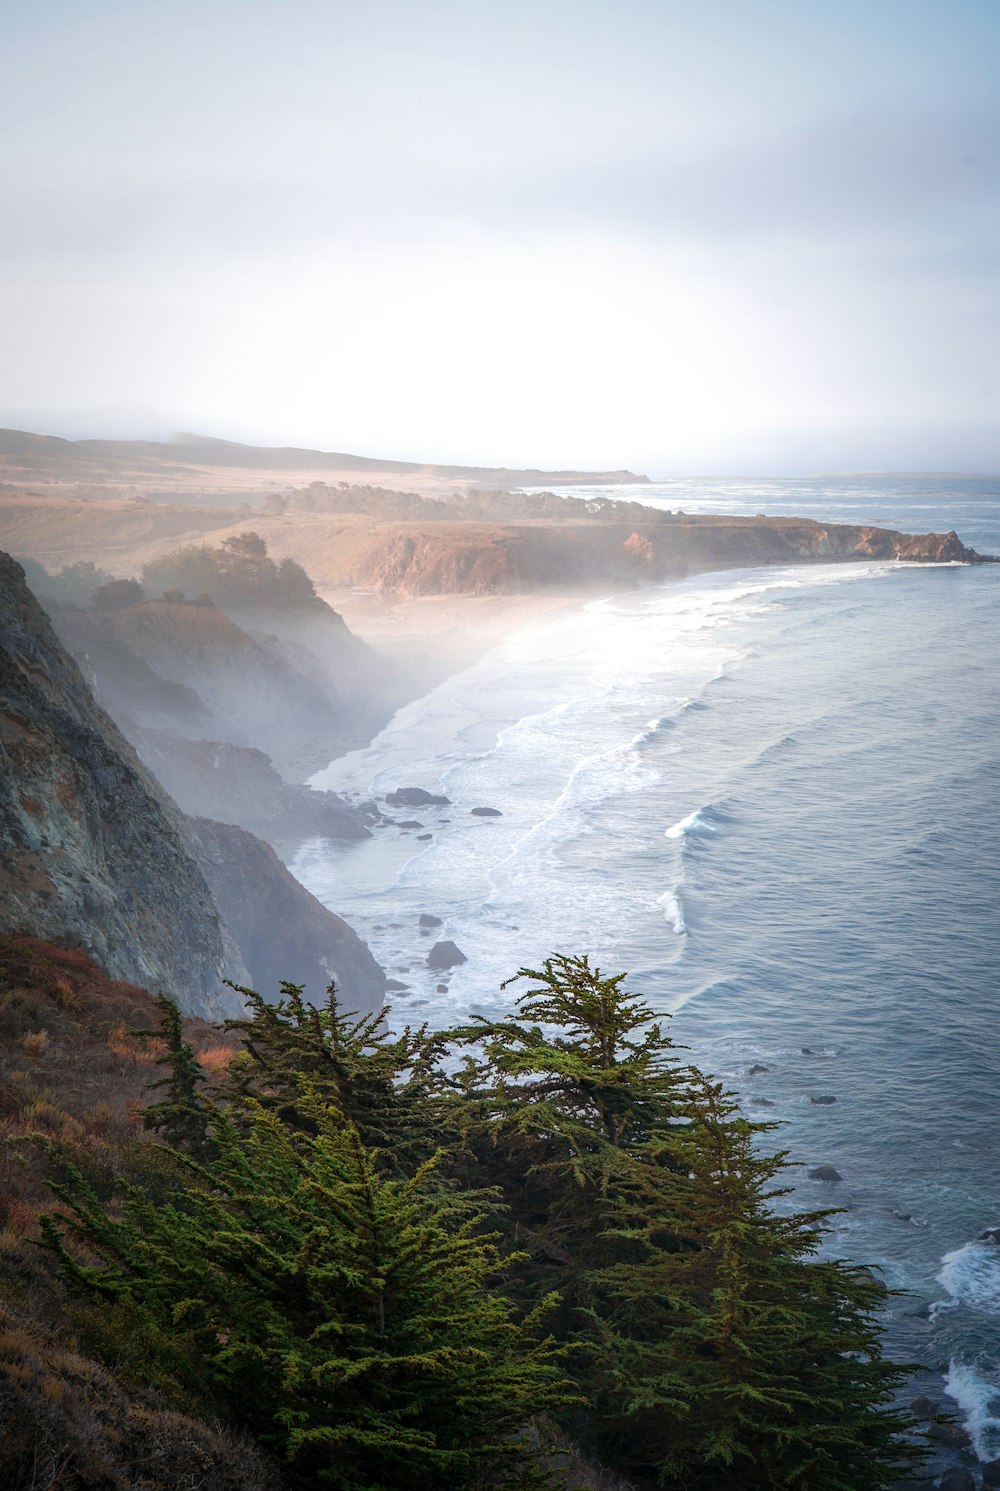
58 600 343 762
242 514 988 595
185 818 386 1013
0 553 237 1016
0 554 388 1019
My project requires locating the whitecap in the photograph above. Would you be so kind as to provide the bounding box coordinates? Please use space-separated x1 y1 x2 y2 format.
936 1238 1000 1316
944 1359 1000 1461
664 807 718 839
658 889 686 934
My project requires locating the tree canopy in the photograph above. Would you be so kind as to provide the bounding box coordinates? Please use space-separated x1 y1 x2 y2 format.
40 961 921 1491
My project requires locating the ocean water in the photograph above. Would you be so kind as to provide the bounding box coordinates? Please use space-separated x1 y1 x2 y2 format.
296 475 1000 1453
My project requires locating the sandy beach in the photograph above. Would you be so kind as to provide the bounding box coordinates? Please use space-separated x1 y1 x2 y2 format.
320 584 605 678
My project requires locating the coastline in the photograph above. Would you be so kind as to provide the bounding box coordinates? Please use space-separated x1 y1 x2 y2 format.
319 583 607 682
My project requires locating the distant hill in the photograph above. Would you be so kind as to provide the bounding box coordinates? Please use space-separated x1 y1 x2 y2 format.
0 426 649 502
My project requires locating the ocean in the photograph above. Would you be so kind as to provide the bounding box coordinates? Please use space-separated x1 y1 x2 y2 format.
296 474 1000 1457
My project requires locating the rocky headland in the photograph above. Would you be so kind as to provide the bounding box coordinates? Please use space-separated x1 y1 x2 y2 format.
0 552 386 1017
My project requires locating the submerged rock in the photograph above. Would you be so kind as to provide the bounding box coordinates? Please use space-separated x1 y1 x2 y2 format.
419 914 443 927
807 1165 844 1182
470 806 503 817
938 1469 976 1491
748 1063 769 1075
385 787 450 807
981 1460 1000 1487
927 1420 972 1449
427 940 467 970
909 1396 938 1419
386 978 410 992
980 1227 1000 1243
396 819 423 829
810 1094 837 1105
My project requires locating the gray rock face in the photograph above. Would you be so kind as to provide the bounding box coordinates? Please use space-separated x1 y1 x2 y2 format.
185 817 386 1016
0 552 239 1017
132 732 371 846
427 940 468 970
981 1458 1000 1487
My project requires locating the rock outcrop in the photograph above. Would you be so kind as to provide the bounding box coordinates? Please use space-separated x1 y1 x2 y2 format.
133 732 372 846
0 552 237 1016
0 552 387 1019
185 817 386 1014
53 599 346 774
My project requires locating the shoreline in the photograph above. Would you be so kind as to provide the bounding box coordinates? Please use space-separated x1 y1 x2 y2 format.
319 583 608 683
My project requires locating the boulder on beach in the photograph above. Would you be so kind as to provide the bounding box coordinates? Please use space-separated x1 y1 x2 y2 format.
807 1164 844 1182
385 787 451 807
428 940 468 970
419 914 443 927
470 806 503 817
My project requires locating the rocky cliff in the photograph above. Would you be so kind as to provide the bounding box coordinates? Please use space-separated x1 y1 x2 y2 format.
185 818 386 1011
0 552 237 1016
222 512 990 595
0 554 387 1018
3 491 992 603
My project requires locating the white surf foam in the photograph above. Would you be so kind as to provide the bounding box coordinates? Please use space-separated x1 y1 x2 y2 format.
665 807 717 839
944 1359 1000 1461
937 1238 1000 1317
658 889 686 934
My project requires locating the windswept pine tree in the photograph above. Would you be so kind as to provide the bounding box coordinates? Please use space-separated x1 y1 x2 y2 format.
41 1093 571 1490
448 956 920 1490
134 992 212 1159
220 979 455 1171
38 956 921 1490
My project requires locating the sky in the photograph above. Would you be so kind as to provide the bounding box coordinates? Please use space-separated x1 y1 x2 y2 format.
1 0 998 473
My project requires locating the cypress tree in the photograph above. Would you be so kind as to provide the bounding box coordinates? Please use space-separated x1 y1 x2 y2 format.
221 980 452 1171
449 956 920 1490
41 1093 573 1490
135 993 211 1158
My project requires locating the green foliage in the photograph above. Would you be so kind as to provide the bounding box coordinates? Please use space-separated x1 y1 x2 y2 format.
92 577 144 609
42 1098 571 1490
448 956 920 1491
142 532 317 611
36 954 921 1491
220 980 454 1171
136 993 211 1158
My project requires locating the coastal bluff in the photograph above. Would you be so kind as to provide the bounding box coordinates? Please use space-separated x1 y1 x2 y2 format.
0 488 990 602
0 552 386 1017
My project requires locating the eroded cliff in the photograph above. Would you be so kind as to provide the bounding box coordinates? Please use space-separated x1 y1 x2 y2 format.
0 552 236 1015
0 554 387 1018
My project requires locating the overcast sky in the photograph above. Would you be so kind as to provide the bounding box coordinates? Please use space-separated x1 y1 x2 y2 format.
2 0 998 472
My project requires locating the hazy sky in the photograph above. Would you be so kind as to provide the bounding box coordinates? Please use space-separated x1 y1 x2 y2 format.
2 0 998 472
